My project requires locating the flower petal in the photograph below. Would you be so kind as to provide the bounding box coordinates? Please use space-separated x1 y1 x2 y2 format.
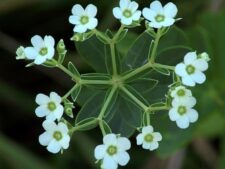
185 96 197 108
149 21 162 28
58 122 69 133
31 35 44 49
94 145 106 160
191 71 206 84
142 142 151 149
86 18 98 29
24 47 38 60
193 59 208 71
103 134 117 145
45 47 55 59
132 10 141 21
102 156 118 169
184 52 197 65
85 4 97 17
59 135 70 149
161 18 175 27
47 140 61 154
34 56 47 65
73 25 88 33
153 132 162 142
187 109 198 123
176 115 189 129
39 132 51 146
136 133 144 145
44 35 55 47
114 152 130 166
42 120 57 132
35 105 48 117
182 76 196 87
46 112 57 121
117 137 131 151
50 92 61 103
35 93 49 105
169 108 179 121
149 142 159 151
72 4 85 16
175 63 188 77
121 16 133 25
129 1 138 12
142 8 156 21
142 126 153 134
69 15 80 25
113 7 122 19
164 2 178 18
150 1 163 13
120 0 129 10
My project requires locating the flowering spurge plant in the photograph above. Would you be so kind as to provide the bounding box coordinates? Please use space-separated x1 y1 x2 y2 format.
15 0 210 168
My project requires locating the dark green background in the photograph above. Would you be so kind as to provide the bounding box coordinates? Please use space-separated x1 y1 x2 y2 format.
0 0 225 169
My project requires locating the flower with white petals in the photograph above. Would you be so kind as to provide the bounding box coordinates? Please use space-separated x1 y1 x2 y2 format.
69 4 98 33
24 35 55 65
39 120 70 154
175 52 209 87
94 134 131 169
199 52 210 62
142 1 178 28
16 46 26 60
113 0 141 25
136 125 162 151
35 92 64 121
169 97 198 129
171 86 192 100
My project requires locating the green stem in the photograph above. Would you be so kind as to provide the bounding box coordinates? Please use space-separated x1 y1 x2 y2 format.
112 25 125 42
121 86 148 111
94 29 111 43
62 84 79 100
149 106 170 112
149 29 162 63
146 113 151 125
153 63 175 71
98 87 117 119
99 120 106 136
81 79 112 85
70 120 98 133
110 43 118 75
122 62 152 81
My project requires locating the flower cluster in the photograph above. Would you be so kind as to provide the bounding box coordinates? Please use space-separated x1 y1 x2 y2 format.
15 0 211 169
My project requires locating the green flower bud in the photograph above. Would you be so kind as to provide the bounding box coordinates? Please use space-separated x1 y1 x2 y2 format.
57 39 66 53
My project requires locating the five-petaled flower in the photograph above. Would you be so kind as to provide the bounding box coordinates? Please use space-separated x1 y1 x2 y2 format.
69 4 98 33
142 1 178 28
113 0 141 25
171 86 192 101
169 96 198 129
94 134 131 169
175 52 209 87
39 120 70 154
35 92 64 121
136 125 162 151
24 35 55 65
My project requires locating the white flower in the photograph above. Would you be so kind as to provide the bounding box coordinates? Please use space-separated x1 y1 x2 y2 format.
169 97 198 129
136 125 162 151
39 120 70 154
24 35 55 65
175 52 209 87
113 0 141 25
35 92 64 121
199 52 210 62
94 134 131 169
142 1 178 28
69 4 98 33
16 46 26 60
171 86 192 100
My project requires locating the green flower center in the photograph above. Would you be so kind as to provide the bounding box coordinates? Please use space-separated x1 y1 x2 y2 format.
39 47 48 56
155 14 165 22
53 131 63 141
123 9 132 18
144 134 154 143
80 16 89 25
48 102 56 111
178 106 187 115
186 65 195 74
177 89 185 97
107 145 117 156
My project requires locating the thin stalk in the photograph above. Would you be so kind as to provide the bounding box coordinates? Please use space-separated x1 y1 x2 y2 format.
149 29 162 63
121 86 148 111
112 24 125 42
62 84 79 100
149 106 170 112
110 43 118 75
153 63 175 71
81 79 112 85
99 120 106 136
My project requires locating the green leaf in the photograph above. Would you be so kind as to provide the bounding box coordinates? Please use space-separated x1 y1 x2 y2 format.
122 32 153 71
76 36 107 73
75 91 106 123
71 85 81 102
68 62 80 77
152 67 170 76
75 117 99 131
101 120 112 134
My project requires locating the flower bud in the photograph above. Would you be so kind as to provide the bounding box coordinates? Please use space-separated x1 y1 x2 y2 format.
57 39 66 53
16 46 26 60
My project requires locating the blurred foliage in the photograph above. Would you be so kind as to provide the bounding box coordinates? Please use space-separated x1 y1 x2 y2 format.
0 0 225 169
